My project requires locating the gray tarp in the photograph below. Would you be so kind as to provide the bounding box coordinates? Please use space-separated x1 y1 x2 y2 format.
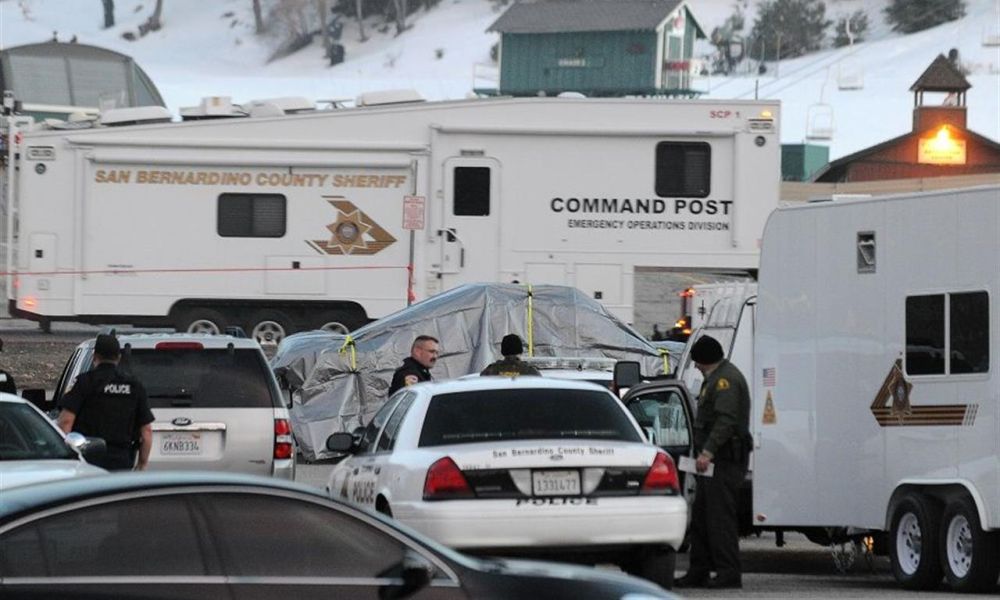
273 284 675 460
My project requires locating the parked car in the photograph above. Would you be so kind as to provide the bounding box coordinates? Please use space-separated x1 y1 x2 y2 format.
0 472 677 599
325 377 687 589
41 333 294 478
0 392 106 489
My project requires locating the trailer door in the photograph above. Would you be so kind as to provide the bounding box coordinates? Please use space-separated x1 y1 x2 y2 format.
439 157 500 287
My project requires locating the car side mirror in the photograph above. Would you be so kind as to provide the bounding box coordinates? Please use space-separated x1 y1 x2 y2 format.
613 361 642 389
21 388 51 412
380 550 435 600
66 432 107 463
326 432 356 453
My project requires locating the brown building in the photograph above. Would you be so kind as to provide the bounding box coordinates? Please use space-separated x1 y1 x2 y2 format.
813 54 1000 183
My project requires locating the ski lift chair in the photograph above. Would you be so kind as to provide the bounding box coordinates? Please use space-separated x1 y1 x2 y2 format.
806 103 835 141
837 62 864 90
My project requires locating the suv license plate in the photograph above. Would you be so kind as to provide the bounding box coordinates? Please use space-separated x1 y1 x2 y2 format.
531 470 580 496
161 433 202 455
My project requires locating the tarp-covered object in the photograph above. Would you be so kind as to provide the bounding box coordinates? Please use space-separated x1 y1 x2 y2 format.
281 284 673 460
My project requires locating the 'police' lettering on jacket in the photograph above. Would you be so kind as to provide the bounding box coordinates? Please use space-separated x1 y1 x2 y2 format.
103 383 132 394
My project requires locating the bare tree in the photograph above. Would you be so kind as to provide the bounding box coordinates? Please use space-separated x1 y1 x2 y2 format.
356 0 367 41
101 0 115 28
391 0 407 35
252 0 264 33
139 0 164 35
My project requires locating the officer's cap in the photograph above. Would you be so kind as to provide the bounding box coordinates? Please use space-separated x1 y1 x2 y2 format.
500 334 524 356
94 333 121 358
690 335 724 365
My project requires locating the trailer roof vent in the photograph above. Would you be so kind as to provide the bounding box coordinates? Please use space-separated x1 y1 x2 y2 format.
179 96 245 121
99 105 172 127
244 96 315 115
355 89 425 107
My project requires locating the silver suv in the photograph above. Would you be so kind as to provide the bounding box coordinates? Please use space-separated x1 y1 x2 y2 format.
53 333 294 479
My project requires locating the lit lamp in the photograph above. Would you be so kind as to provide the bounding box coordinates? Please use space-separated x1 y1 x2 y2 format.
918 125 967 165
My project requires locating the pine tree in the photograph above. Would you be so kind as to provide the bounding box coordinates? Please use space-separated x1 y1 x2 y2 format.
749 0 832 61
884 0 966 34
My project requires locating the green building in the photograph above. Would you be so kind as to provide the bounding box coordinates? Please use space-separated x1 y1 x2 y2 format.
485 0 706 97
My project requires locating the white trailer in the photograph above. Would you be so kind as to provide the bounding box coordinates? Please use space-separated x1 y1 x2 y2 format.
754 186 1000 592
3 94 779 344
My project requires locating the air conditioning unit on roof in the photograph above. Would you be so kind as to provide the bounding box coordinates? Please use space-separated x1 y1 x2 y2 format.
355 89 425 107
100 106 172 127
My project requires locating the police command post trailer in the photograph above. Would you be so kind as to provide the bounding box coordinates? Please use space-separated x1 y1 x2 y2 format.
6 94 779 343
754 186 1000 593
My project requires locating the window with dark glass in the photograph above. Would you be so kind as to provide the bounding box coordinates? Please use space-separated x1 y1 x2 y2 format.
217 193 286 237
377 393 416 452
655 142 711 198
453 167 490 216
950 291 989 374
358 396 400 453
0 496 206 576
906 292 989 376
204 494 406 577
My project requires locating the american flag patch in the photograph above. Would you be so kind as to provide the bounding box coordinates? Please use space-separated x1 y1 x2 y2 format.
762 367 776 387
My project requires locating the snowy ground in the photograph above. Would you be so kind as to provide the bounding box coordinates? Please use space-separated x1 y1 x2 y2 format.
0 0 997 160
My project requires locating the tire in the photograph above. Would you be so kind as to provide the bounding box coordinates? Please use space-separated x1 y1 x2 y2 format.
626 547 676 590
375 497 393 518
175 307 227 335
249 310 294 349
312 310 362 334
890 493 943 590
940 496 1000 593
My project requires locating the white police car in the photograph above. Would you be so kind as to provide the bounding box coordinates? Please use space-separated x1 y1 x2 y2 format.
325 377 687 588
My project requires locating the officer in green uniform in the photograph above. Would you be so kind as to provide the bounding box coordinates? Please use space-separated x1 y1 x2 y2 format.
480 334 541 377
676 335 751 590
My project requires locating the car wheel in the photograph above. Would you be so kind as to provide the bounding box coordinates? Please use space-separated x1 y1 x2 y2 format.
940 496 1000 593
250 310 294 349
890 493 943 590
175 307 227 335
627 547 676 590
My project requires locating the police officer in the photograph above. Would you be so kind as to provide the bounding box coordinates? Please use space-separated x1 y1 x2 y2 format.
676 335 751 590
388 335 439 396
57 334 154 471
480 334 541 376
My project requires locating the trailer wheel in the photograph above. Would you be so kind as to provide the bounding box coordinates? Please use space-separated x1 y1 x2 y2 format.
940 496 1000 593
890 493 943 590
312 309 363 334
250 310 294 349
176 308 227 335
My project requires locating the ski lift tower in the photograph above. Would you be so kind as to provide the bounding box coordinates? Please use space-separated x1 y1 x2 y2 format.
837 16 864 90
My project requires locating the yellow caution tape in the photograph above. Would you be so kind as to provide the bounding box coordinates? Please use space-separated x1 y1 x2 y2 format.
339 335 357 371
658 348 671 375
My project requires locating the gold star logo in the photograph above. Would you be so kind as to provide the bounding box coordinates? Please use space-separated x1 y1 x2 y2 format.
327 208 372 254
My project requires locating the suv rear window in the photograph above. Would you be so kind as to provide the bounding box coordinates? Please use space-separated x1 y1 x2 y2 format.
106 348 277 409
418 388 641 447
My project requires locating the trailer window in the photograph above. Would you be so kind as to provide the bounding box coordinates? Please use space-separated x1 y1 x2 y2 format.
655 142 710 198
905 292 989 376
453 167 490 216
217 194 286 238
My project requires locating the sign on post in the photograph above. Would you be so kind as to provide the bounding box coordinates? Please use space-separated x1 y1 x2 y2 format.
402 195 426 230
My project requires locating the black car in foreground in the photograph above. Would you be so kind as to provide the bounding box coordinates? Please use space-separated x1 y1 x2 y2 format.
0 472 676 599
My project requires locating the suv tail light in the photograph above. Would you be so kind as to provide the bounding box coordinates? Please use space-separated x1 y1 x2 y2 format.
274 419 293 460
155 341 205 351
423 457 474 501
641 451 679 495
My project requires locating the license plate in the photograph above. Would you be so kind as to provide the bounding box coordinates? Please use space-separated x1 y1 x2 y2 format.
160 432 202 455
531 470 581 496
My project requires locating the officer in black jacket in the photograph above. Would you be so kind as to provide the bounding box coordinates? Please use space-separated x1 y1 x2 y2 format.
388 335 439 396
676 335 751 590
57 334 154 471
480 334 541 377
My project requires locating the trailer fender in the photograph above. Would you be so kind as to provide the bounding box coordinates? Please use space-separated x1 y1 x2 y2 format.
887 479 992 532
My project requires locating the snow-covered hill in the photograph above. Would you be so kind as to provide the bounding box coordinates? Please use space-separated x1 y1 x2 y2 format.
0 0 997 160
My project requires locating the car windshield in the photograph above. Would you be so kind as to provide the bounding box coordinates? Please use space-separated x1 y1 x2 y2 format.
0 403 76 461
418 388 642 447
76 348 277 409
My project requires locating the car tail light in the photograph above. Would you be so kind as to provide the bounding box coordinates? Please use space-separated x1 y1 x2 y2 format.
274 419 293 460
155 341 205 350
423 457 474 501
641 451 679 495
